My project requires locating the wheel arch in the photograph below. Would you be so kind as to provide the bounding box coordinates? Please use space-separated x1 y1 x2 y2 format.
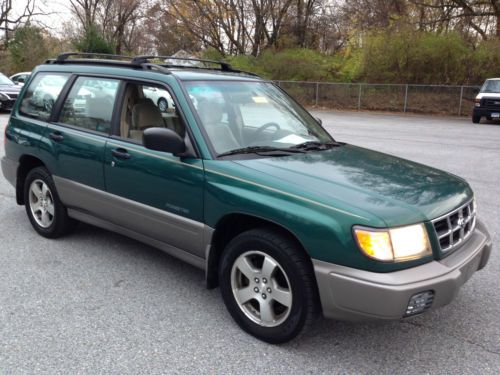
205 212 314 289
16 154 47 205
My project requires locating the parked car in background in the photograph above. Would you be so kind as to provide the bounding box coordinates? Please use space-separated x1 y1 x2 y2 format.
473 78 500 123
10 72 31 86
0 73 21 111
29 74 69 112
143 85 175 112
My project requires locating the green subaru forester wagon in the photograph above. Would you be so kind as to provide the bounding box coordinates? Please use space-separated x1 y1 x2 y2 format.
1 53 492 343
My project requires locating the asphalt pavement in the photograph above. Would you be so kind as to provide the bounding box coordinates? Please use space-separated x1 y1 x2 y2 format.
0 111 499 374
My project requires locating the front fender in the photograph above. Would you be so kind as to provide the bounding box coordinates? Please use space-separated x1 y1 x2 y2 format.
204 166 365 268
203 162 434 272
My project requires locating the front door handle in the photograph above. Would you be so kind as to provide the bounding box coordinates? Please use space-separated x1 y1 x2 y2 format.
111 148 131 160
49 132 64 142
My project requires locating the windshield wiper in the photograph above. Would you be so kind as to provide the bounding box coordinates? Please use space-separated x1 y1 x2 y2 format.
289 140 341 151
217 145 306 158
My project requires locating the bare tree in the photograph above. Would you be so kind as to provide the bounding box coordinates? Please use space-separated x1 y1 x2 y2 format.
0 0 45 48
341 0 409 30
410 0 500 39
161 0 304 56
69 0 146 54
69 0 103 32
144 2 200 55
106 0 142 54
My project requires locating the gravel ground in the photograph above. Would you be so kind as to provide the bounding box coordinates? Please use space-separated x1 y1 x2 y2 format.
0 110 499 374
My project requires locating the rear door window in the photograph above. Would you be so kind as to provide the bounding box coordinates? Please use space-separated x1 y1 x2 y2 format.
19 73 70 121
59 77 120 134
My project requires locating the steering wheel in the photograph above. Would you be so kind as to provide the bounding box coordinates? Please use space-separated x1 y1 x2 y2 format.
253 122 281 140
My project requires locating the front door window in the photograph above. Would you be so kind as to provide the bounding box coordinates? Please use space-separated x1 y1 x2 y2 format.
118 82 182 143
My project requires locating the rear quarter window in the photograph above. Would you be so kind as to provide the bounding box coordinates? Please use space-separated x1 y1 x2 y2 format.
19 73 70 121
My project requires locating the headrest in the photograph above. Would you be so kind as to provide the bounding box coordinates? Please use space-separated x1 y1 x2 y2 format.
197 100 224 126
132 99 163 130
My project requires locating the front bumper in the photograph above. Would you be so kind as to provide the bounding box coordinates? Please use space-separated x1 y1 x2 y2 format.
314 220 492 321
0 99 16 110
473 107 500 118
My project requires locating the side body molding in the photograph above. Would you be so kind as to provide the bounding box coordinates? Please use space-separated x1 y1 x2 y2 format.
53 176 213 270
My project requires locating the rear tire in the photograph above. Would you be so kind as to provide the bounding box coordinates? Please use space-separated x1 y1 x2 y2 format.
219 228 319 344
472 114 481 123
24 167 75 238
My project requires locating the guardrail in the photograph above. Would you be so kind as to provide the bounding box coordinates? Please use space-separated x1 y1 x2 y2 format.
274 81 481 116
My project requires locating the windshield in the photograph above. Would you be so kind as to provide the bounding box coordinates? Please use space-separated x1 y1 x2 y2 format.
480 79 500 93
184 81 332 156
0 73 14 85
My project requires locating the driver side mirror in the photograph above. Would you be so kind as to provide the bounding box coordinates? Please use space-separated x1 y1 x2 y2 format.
143 127 186 155
315 117 322 125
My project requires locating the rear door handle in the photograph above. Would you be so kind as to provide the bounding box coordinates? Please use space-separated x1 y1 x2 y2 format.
111 148 131 160
49 132 64 142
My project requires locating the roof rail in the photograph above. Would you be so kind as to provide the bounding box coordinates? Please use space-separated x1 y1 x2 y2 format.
140 63 172 75
54 52 135 63
132 55 233 71
46 52 258 77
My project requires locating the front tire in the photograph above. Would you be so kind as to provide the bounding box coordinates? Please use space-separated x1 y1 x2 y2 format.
219 228 319 344
472 114 481 123
24 167 74 238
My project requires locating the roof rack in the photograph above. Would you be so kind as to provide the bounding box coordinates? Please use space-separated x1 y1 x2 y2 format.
131 55 233 71
47 52 257 77
54 52 136 63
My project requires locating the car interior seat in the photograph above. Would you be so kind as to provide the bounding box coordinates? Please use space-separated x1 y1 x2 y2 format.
130 99 165 142
120 84 141 138
197 100 239 153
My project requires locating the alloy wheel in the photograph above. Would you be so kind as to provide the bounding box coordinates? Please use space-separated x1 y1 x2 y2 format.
230 250 293 327
29 179 55 228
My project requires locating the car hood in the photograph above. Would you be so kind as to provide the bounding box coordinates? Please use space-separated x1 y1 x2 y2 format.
476 92 500 99
0 84 21 93
233 144 472 227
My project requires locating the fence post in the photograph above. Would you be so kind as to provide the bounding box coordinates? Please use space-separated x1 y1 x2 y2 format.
458 86 464 116
403 84 409 113
315 82 319 106
357 84 362 110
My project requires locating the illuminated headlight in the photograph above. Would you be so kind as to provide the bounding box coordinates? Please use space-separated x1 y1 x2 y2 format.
353 224 431 261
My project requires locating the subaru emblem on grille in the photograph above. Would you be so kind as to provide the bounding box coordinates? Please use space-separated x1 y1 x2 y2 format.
458 217 466 228
432 199 476 253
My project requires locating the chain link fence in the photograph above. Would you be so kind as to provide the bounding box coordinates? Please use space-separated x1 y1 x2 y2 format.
275 81 481 116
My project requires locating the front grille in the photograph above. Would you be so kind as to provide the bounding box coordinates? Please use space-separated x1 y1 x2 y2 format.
482 98 500 110
432 199 476 253
3 93 18 100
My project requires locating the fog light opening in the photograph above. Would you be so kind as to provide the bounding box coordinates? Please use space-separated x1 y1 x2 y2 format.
404 290 434 317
